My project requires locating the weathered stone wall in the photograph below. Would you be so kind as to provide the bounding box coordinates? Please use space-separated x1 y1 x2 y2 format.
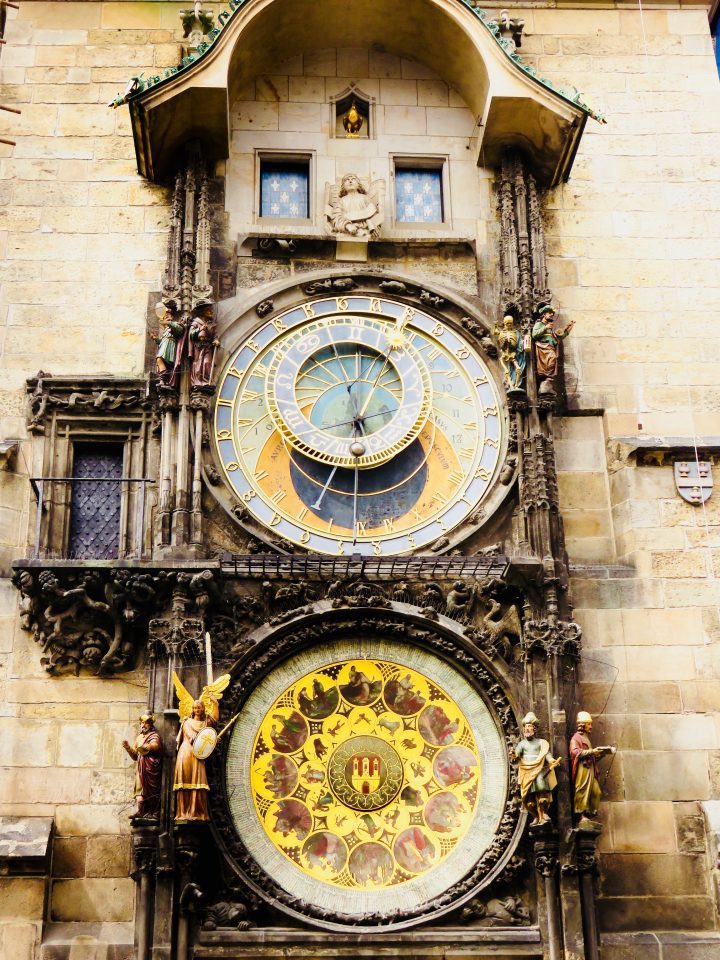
0 6 182 955
0 1 719 958
528 5 720 947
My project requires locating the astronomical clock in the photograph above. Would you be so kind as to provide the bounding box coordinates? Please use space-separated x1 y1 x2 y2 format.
213 291 508 555
200 277 526 931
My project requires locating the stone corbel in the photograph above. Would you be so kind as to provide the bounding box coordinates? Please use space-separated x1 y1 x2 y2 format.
0 440 18 471
11 563 223 676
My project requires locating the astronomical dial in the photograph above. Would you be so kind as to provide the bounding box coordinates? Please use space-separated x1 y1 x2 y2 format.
214 295 504 556
266 316 433 469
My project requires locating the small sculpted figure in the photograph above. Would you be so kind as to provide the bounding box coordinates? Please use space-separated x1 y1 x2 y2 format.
327 174 383 239
513 712 560 827
494 314 528 392
154 299 184 385
531 303 574 395
188 299 219 388
569 710 615 827
172 671 230 821
342 101 364 138
122 713 163 819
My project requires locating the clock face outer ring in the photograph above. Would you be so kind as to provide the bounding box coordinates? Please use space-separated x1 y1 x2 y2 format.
209 609 523 931
212 291 509 557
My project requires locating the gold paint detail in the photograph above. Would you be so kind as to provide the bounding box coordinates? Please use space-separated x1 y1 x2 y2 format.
249 658 481 889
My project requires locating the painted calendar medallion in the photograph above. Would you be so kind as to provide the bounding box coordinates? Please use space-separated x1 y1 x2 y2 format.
225 638 508 918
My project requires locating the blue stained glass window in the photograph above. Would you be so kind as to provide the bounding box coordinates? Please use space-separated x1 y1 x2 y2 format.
260 161 309 219
395 168 444 223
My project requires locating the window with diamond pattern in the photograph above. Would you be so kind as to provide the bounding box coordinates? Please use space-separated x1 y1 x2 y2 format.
394 167 444 224
69 444 123 560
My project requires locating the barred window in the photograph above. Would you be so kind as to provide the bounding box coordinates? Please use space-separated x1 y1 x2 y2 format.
68 444 123 560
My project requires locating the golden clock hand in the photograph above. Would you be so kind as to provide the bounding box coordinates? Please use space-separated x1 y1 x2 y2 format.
351 422 360 543
358 352 393 419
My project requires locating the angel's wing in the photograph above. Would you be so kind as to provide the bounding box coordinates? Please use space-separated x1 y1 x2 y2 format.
203 673 230 701
201 673 231 722
172 670 195 722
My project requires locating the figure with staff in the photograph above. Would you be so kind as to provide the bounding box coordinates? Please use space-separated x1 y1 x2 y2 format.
569 710 616 828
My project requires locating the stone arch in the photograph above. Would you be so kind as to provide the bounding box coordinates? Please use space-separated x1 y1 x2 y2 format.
129 0 592 184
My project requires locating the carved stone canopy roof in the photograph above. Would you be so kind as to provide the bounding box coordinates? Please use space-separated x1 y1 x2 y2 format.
125 0 600 185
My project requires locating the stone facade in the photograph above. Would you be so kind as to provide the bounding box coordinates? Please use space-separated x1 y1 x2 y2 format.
0 1 719 959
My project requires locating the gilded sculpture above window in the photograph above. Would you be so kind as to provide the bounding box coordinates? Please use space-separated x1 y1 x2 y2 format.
330 84 374 139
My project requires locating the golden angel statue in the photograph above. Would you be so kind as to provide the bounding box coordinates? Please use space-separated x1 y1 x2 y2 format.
325 173 385 239
172 671 230 821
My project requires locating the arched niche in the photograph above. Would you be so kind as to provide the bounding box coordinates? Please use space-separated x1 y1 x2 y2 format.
129 0 591 186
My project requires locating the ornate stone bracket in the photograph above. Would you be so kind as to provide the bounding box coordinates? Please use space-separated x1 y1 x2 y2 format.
11 563 222 675
523 618 582 660
26 373 151 435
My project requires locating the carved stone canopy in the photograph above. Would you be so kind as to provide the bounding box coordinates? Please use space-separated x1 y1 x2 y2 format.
125 0 594 184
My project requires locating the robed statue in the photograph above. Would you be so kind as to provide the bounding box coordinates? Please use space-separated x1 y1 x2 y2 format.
172 671 230 821
122 713 163 819
531 303 574 395
569 710 615 827
513 712 560 827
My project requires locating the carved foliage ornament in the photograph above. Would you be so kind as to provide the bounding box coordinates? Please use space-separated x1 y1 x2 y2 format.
12 566 219 675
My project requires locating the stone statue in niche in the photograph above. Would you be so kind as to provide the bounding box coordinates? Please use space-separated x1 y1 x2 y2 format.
189 298 219 389
494 313 528 393
531 303 574 395
569 710 615 829
122 713 163 819
326 173 384 239
513 712 560 828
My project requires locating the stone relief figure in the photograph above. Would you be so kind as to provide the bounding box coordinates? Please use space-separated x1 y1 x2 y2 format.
326 173 384 239
513 712 560 827
569 710 615 828
122 713 163 819
188 298 219 389
172 671 230 821
494 314 528 393
531 303 574 395
154 298 185 385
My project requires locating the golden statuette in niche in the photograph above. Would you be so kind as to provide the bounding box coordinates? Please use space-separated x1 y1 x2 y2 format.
342 101 364 138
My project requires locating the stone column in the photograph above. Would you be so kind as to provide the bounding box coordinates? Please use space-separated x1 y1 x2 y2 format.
131 825 158 960
534 831 562 960
575 828 601 960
